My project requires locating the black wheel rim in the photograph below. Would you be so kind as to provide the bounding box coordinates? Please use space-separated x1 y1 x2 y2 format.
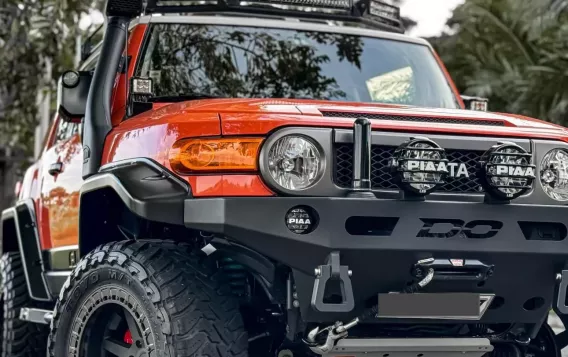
77 287 152 357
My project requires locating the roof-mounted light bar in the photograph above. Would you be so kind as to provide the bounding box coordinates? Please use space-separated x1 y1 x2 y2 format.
242 0 352 11
149 0 351 10
145 0 405 33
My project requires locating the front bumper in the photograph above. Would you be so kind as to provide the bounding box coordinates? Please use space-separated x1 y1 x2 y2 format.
184 197 568 323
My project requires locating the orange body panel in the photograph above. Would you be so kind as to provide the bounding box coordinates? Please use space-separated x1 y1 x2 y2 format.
39 134 83 249
102 102 224 165
101 100 276 197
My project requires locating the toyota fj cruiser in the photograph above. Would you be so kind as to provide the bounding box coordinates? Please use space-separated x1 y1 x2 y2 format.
2 0 568 356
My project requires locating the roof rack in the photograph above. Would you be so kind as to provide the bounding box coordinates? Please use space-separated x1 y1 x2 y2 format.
143 0 405 33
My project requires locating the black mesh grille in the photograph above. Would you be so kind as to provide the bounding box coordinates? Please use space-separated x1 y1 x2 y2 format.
334 144 485 193
322 111 505 126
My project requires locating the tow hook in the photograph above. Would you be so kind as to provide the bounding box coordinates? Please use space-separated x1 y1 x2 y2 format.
304 318 360 355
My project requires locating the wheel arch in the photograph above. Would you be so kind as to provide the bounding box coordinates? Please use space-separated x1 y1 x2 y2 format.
78 158 191 257
79 158 285 304
1 201 51 301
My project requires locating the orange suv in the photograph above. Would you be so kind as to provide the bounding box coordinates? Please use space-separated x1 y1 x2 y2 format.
2 1 568 356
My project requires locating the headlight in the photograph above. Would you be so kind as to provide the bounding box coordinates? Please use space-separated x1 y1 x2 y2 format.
266 135 323 190
540 149 568 201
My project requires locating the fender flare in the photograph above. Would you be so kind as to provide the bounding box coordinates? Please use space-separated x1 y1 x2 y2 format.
78 158 284 303
1 200 51 301
78 158 191 256
1 208 17 254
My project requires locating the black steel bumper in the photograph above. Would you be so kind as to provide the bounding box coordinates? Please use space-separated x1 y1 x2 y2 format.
184 197 568 324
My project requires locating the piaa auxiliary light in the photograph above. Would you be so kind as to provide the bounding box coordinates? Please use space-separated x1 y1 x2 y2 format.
477 141 535 202
285 206 318 234
389 137 450 199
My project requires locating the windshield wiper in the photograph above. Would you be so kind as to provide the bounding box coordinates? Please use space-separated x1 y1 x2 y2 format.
149 93 225 102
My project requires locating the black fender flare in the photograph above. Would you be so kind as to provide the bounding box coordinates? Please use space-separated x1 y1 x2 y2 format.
78 158 191 256
1 208 17 254
78 158 283 302
1 200 51 301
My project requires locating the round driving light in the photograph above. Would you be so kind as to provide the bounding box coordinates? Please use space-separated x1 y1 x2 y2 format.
477 142 535 200
267 135 323 191
62 71 80 87
389 137 449 196
285 206 318 234
540 149 568 201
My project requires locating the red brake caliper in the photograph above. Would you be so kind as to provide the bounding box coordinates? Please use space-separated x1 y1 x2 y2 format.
123 330 133 345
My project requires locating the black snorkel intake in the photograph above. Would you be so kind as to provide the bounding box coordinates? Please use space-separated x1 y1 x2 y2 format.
82 0 143 179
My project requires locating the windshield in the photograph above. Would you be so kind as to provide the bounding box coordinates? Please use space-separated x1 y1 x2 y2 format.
137 24 459 108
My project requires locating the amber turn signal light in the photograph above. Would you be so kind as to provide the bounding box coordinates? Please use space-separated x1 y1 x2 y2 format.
169 137 263 173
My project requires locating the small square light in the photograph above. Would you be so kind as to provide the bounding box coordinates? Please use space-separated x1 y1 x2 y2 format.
470 100 488 112
131 77 153 95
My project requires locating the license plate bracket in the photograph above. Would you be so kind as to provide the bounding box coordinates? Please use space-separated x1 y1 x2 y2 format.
377 292 494 320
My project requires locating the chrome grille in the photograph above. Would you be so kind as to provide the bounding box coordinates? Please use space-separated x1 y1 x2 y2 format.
334 144 485 193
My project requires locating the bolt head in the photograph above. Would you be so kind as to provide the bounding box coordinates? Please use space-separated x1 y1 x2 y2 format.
348 270 352 277
314 268 321 276
557 273 563 281
293 300 300 308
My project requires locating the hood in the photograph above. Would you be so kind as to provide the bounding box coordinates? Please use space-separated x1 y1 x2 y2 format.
152 98 568 142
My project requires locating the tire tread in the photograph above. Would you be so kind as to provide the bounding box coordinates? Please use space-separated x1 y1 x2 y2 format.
1 252 50 357
48 240 248 357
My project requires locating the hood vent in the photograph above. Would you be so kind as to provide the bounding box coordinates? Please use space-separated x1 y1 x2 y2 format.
321 111 505 126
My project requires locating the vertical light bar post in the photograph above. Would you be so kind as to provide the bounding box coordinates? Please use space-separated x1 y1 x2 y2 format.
348 118 375 198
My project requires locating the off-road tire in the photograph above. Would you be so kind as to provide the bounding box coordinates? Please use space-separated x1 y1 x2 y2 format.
1 252 50 357
47 240 249 357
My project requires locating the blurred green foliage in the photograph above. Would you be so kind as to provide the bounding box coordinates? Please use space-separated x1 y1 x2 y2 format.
0 0 103 155
430 0 568 125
